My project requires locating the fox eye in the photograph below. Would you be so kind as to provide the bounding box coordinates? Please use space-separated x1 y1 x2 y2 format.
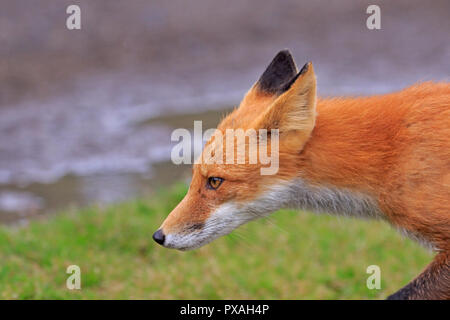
207 177 224 190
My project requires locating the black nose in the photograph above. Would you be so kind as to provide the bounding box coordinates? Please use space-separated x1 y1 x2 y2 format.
153 229 165 245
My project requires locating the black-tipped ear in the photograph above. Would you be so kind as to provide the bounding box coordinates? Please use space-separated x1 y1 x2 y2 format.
256 50 298 94
278 62 310 93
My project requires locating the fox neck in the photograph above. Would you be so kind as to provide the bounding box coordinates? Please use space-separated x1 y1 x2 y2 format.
273 96 402 219
297 96 403 194
279 180 383 219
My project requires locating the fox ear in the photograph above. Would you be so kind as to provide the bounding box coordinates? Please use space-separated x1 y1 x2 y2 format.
253 62 317 142
256 50 298 95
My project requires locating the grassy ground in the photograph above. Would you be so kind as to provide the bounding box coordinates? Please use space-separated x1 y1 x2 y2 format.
0 183 431 299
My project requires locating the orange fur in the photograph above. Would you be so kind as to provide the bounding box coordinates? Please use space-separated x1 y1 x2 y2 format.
301 82 450 250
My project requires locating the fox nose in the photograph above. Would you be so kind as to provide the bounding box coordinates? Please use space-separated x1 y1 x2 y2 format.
152 229 165 245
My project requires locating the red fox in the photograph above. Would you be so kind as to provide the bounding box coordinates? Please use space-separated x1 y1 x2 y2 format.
154 50 450 299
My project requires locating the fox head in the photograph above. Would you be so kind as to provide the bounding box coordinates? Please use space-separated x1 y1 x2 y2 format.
154 50 317 250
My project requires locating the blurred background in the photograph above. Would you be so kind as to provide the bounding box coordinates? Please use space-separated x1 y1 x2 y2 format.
0 0 449 223
0 0 448 300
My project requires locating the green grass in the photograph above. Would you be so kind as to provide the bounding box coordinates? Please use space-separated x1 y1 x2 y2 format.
0 183 432 299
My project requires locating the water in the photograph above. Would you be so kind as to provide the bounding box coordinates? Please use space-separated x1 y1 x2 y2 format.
0 98 232 223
